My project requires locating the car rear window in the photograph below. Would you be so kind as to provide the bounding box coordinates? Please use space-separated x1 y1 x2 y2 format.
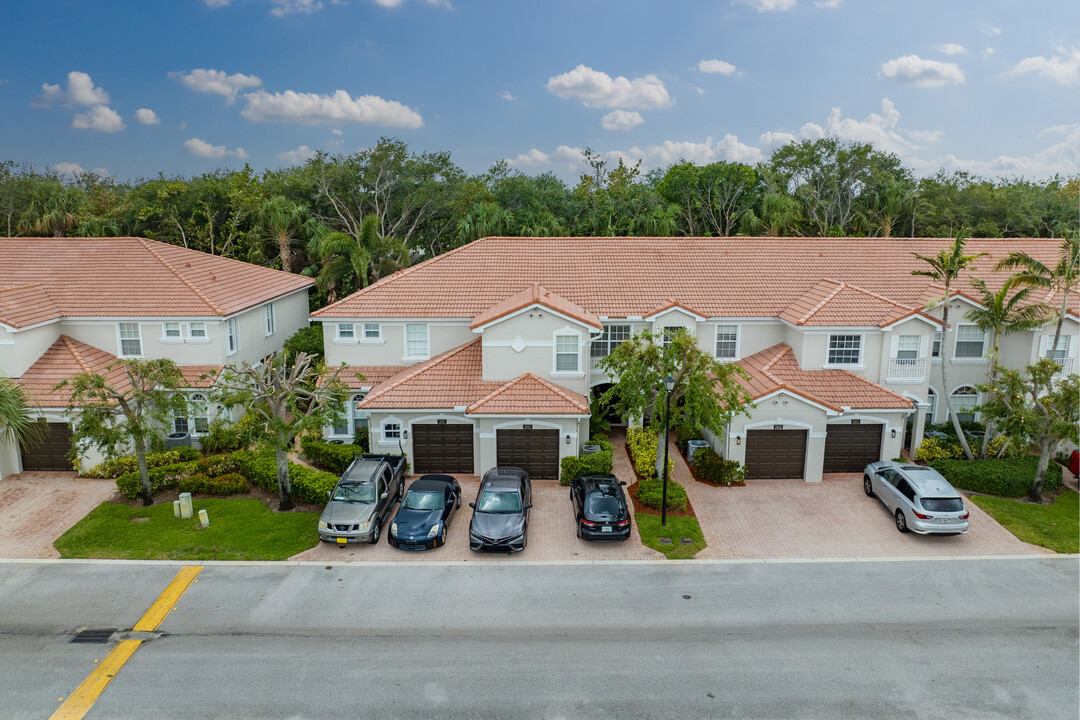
921 497 964 512
585 495 622 516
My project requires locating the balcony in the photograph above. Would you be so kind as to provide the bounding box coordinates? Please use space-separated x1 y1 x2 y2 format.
1046 356 1075 375
886 357 927 384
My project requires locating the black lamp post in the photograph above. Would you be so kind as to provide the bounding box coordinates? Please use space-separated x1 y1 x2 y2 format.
661 374 675 527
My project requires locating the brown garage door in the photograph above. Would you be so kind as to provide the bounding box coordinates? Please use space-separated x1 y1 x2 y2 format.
412 424 474 474
20 421 73 471
745 429 807 479
823 423 883 473
496 429 559 479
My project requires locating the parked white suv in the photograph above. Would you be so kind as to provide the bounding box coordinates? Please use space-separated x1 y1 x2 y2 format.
863 461 970 535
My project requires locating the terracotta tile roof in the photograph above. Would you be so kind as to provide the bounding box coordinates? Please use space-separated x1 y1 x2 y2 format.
469 283 602 329
358 339 589 414
643 299 707 320
312 236 1062 324
467 373 589 415
734 344 912 411
0 284 62 329
334 365 409 390
779 279 938 328
16 337 221 407
0 237 312 320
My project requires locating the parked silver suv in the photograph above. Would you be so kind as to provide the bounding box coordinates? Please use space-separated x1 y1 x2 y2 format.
863 461 970 535
318 455 406 545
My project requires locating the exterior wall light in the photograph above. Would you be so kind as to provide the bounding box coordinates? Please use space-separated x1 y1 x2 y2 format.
891 428 897 438
735 434 742 446
565 434 571 444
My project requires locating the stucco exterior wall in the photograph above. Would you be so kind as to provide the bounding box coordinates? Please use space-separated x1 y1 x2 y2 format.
322 320 473 367
0 322 61 377
480 310 594 396
0 434 21 480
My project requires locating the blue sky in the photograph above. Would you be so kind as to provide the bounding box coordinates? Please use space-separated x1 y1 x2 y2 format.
1 0 1077 182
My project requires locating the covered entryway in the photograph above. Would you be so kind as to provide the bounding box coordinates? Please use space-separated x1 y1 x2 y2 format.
412 423 474 474
496 428 559 479
20 421 73 472
823 423 883 473
744 429 807 479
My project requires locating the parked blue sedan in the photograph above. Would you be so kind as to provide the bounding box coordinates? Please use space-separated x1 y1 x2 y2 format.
388 475 462 550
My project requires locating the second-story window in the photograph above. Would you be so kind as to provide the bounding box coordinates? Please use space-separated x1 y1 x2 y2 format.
955 324 985 358
189 322 207 339
164 322 182 339
265 304 276 336
118 322 142 356
715 325 738 360
337 323 355 340
895 335 919 363
827 334 861 365
591 324 630 360
226 318 239 355
555 333 580 372
662 326 687 347
931 330 942 358
363 323 381 340
406 324 429 358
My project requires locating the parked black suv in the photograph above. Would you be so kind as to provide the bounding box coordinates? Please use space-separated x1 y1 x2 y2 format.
569 474 631 541
468 467 531 553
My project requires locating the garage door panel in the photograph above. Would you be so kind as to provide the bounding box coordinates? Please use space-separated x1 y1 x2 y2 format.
745 429 806 479
20 422 73 472
823 424 883 473
412 424 474 474
496 429 559 479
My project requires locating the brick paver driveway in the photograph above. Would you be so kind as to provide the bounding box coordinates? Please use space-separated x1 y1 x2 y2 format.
291 472 659 562
0 471 117 559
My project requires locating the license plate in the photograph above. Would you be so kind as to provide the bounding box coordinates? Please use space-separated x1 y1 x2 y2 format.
336 537 348 544
940 518 951 523
601 526 612 532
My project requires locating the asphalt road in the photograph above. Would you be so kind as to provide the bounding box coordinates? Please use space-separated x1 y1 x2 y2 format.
1 557 1076 719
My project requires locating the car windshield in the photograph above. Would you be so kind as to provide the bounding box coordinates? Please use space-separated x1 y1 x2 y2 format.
332 482 375 503
921 497 965 512
476 490 522 513
585 494 622 516
402 490 444 511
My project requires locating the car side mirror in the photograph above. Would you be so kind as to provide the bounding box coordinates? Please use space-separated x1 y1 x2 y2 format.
619 481 628 486
326 490 332 499
524 503 533 510
468 502 476 509
380 492 389 500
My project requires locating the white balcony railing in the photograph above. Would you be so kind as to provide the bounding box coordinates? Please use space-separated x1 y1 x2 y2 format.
1046 356 1075 375
886 357 927 383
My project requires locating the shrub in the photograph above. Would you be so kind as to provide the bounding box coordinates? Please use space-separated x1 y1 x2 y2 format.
587 433 613 452
177 474 212 494
115 461 200 499
200 412 262 454
231 448 338 506
914 437 964 464
635 476 688 513
559 449 614 485
176 472 249 496
193 453 243 478
283 324 324 364
930 456 1063 497
674 423 703 454
83 447 201 479
626 426 674 480
353 426 370 451
300 436 365 474
692 447 745 486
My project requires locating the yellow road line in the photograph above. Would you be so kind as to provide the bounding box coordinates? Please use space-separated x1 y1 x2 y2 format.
50 566 203 720
133 565 202 632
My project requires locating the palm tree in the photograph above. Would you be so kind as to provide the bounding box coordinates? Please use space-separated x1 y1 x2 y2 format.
253 195 309 273
911 236 987 460
0 377 42 457
995 233 1079 360
749 193 802 236
305 214 408 300
965 277 1051 457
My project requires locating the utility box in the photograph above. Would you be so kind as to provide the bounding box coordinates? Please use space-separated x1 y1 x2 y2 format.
166 432 191 448
687 440 710 463
581 444 601 456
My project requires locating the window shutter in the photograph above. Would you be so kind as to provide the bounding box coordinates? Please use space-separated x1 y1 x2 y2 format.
919 334 929 357
890 335 899 357
1068 334 1077 358
1038 334 1050 358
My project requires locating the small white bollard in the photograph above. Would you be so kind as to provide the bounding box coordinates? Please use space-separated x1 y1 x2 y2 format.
198 509 209 528
179 492 193 519
173 500 181 518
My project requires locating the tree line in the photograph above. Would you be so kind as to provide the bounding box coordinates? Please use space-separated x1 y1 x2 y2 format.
2 137 1076 309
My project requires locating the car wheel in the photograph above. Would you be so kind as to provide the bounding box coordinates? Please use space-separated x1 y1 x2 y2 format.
522 529 527 549
576 522 582 539
895 509 909 533
398 482 404 501
370 520 381 544
863 475 874 497
439 525 447 545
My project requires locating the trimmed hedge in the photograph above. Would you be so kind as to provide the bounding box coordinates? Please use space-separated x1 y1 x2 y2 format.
674 423 703 454
635 475 688 513
692 447 745 486
178 472 249 496
116 461 199 499
560 449 614 485
930 456 1063 498
627 427 674 480
914 437 964 463
82 447 202 479
199 412 262 454
300 436 366 474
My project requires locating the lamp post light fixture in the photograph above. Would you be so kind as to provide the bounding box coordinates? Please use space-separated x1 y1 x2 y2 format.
661 374 675 527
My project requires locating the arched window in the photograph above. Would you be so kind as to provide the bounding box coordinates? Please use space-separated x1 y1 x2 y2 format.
174 393 210 435
332 393 369 437
950 386 978 424
926 388 937 426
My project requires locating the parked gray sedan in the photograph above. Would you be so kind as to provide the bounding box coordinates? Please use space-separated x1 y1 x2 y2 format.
863 461 970 535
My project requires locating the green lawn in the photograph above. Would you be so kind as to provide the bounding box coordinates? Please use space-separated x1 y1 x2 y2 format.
55 498 321 561
969 490 1079 554
635 513 707 559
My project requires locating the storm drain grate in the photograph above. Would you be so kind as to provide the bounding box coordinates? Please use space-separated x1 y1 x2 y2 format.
658 537 673 545
71 628 116 644
680 538 693 545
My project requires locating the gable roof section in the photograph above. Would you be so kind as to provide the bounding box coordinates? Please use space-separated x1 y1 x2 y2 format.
467 373 589 415
779 279 939 328
734 344 912 412
0 237 313 320
643 299 707 321
0 284 61 329
312 236 1061 322
469 283 602 330
335 365 409 390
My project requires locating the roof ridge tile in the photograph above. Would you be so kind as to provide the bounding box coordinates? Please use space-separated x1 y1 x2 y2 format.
138 238 223 315
60 335 94 375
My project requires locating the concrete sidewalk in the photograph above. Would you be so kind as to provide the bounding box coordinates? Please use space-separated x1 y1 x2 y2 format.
0 471 117 559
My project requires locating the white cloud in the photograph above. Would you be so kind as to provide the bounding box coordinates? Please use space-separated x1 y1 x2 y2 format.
134 108 160 125
693 86 705 95
814 0 842 8
982 47 996 60
742 0 798 11
171 69 262 105
331 128 343 136
979 22 1001 36
34 71 110 107
509 135 763 172
271 0 323 16
203 0 232 7
759 131 797 147
53 162 85 177
906 129 944 144
1008 46 1080 86
910 125 1080 177
241 89 423 127
1040 123 1080 137
183 138 249 159
794 98 943 156
512 148 550 166
546 64 672 109
602 110 644 130
800 122 825 140
71 105 125 132
499 90 518 102
880 55 964 87
698 59 737 75
373 0 452 6
939 43 967 56
278 145 318 165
